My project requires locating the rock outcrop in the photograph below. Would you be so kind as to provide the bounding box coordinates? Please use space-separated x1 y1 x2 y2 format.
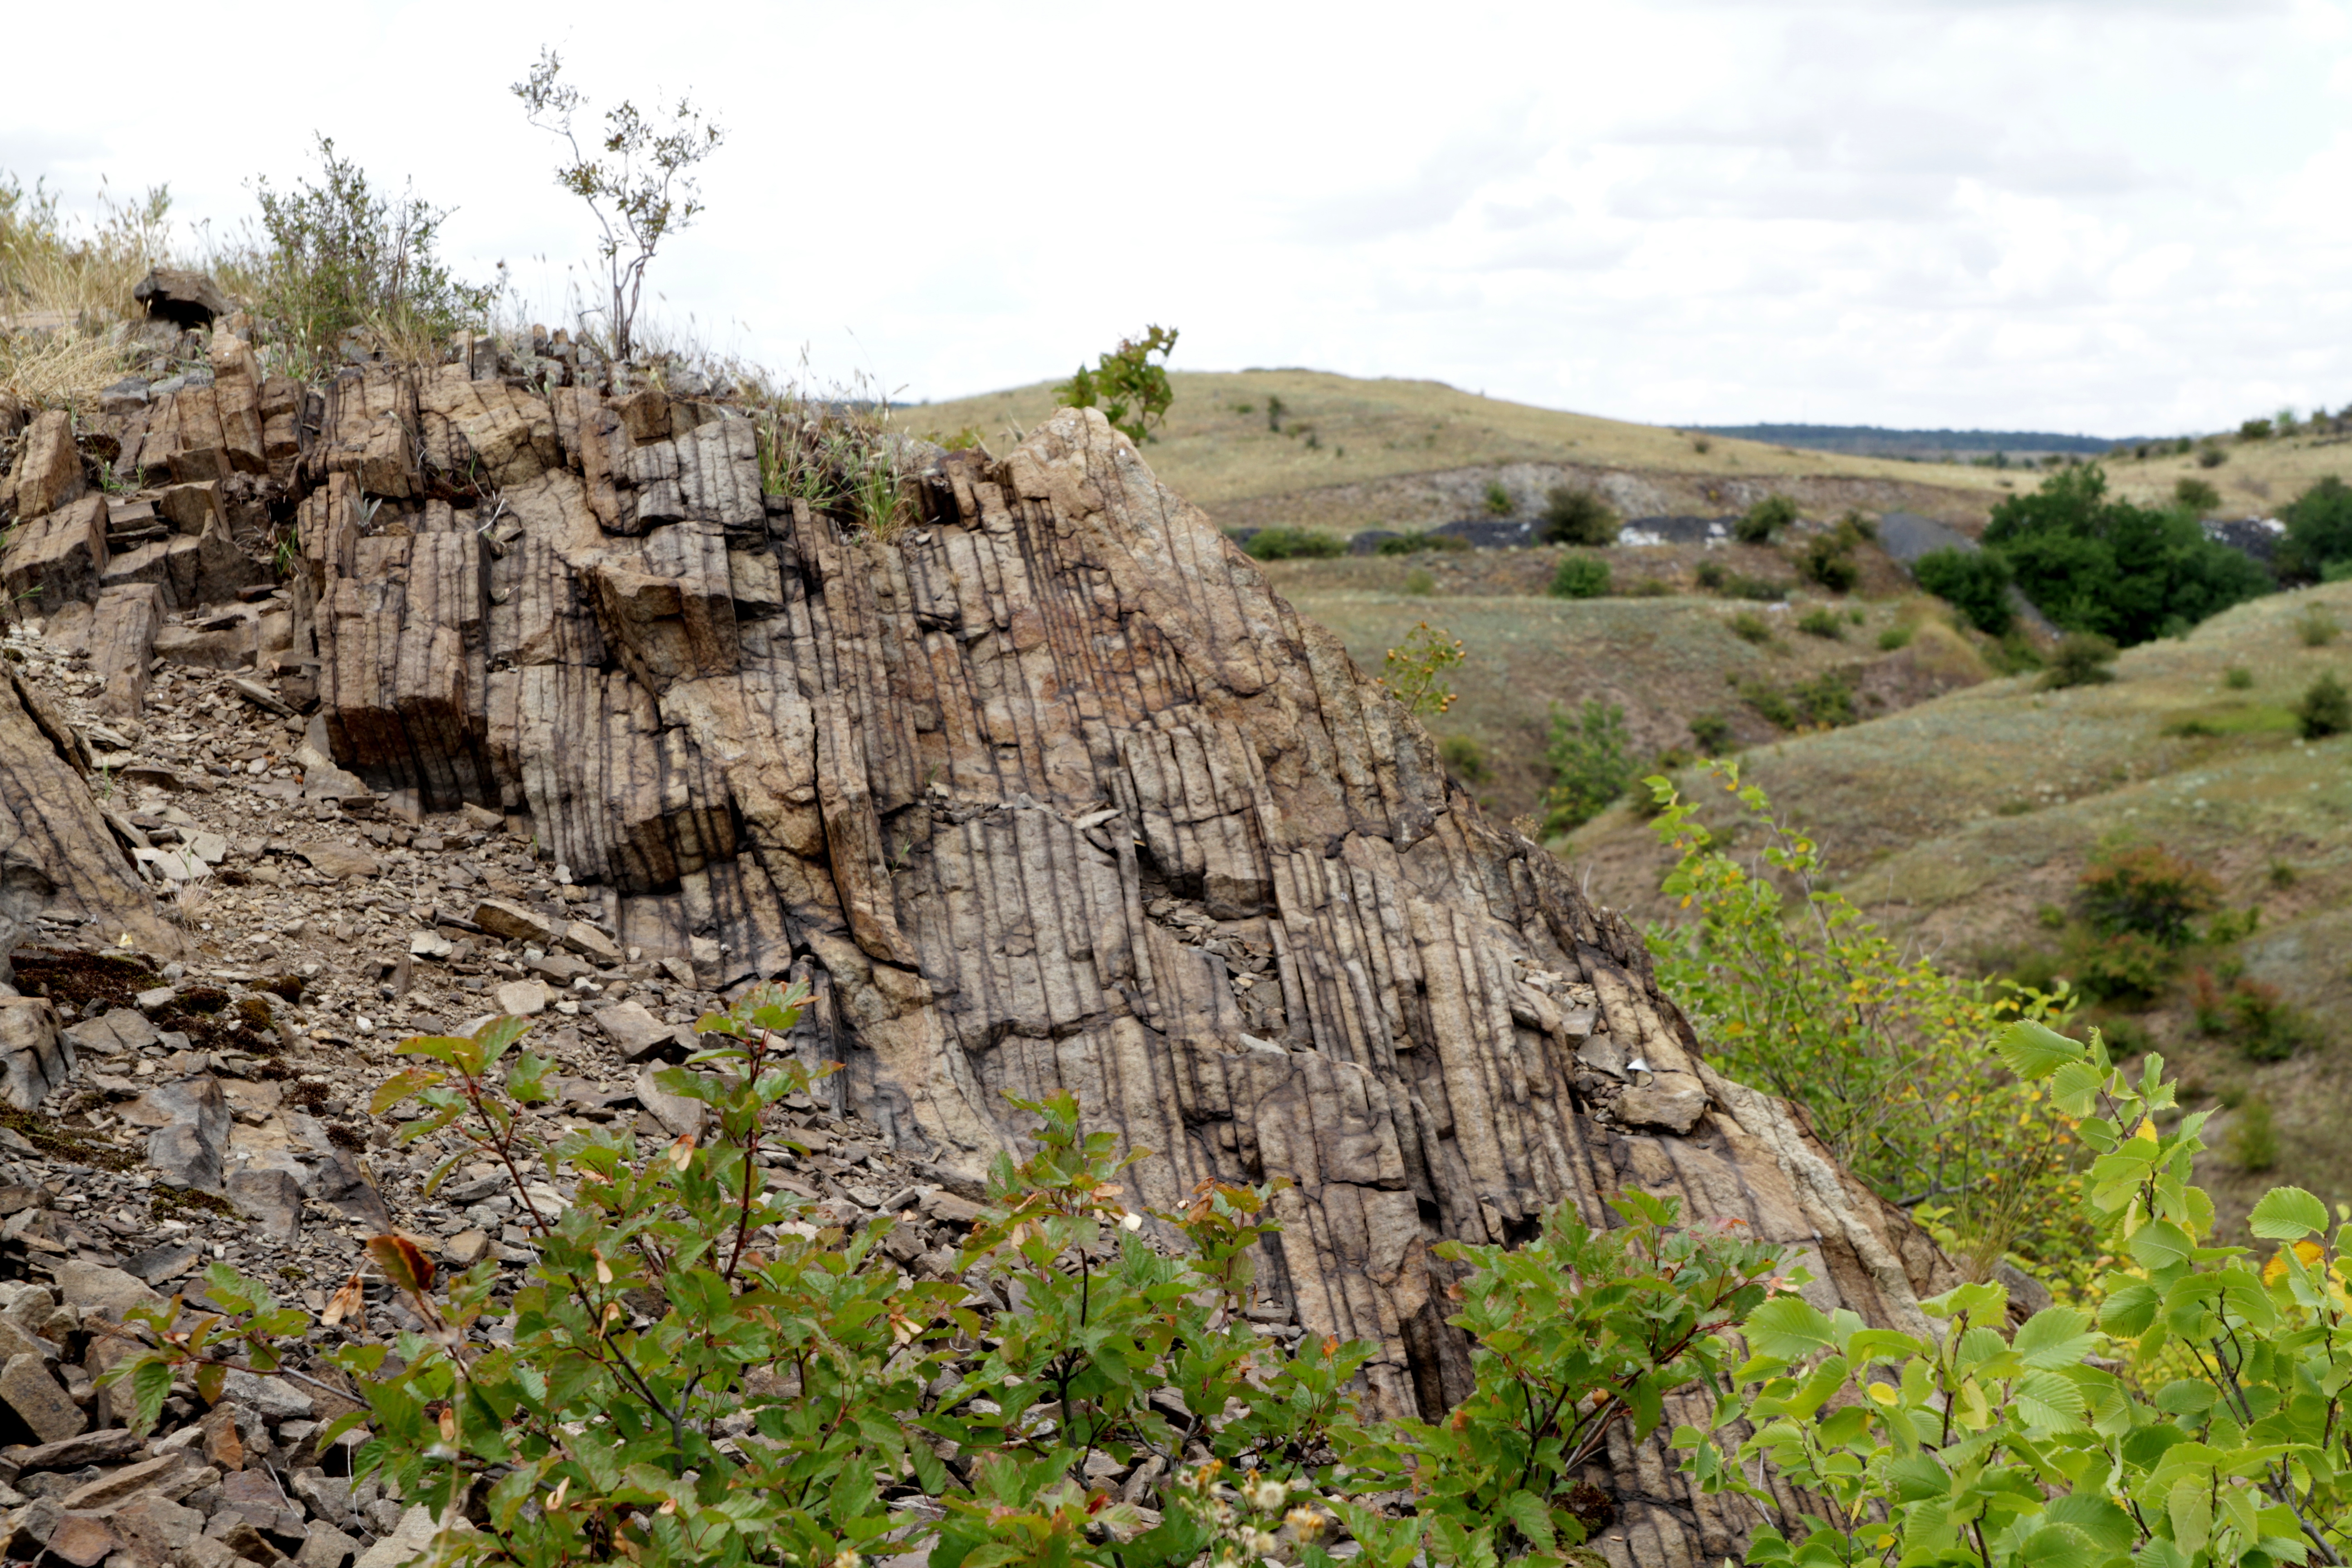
1 340 1960 1566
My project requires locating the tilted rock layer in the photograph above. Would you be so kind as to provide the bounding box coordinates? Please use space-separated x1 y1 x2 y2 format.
5 349 1959 1565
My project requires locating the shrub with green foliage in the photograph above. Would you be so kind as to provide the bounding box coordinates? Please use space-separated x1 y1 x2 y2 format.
1055 325 1181 445
1980 465 2272 645
1548 554 1611 599
1244 528 1343 560
1795 607 1844 639
1734 493 1798 544
1481 480 1514 517
2175 475 2224 513
2242 415 2275 440
1375 531 1469 555
2281 476 2352 582
2302 671 2350 738
1645 767 2088 1276
1728 610 1774 644
1688 712 1732 754
250 135 493 374
1542 698 1636 832
2077 843 2222 946
1877 623 1915 651
1912 547 2015 635
1538 486 1618 546
1682 1019 2352 1568
2231 1095 2280 1171
2041 630 2119 689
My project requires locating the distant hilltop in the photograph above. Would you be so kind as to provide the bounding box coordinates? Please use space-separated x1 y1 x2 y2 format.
1691 423 2155 459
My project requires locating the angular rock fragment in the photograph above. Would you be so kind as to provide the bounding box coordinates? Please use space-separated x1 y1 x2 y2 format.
132 268 230 327
0 1354 85 1444
0 997 70 1111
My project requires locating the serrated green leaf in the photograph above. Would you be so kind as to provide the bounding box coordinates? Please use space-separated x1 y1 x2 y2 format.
2129 1220 2191 1270
2248 1186 2329 1241
1744 1296 1839 1361
2013 1306 2095 1369
1500 1490 1554 1550
1993 1019 2085 1082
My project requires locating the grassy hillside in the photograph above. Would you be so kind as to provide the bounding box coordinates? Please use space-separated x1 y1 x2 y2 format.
1561 579 2352 1228
1264 533 1993 822
2103 428 2352 518
906 370 2018 532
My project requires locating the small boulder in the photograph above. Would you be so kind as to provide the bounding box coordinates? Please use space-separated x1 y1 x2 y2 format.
352 1504 470 1568
0 997 70 1112
132 268 230 328
52 1261 165 1321
595 1000 683 1063
297 843 379 880
1615 1071 1710 1135
559 920 622 964
225 1168 303 1242
493 979 550 1017
0 1353 86 1443
470 898 557 944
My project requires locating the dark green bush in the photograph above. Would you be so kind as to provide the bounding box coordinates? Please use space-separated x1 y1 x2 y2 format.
1244 527 1343 560
1795 608 1844 640
1376 531 1470 555
2241 416 2275 441
2280 475 2352 581
2076 843 2220 946
2174 475 2222 513
2063 928 2177 1003
2040 631 2118 689
1911 547 2014 634
1798 537 1859 593
1481 480 1514 516
1788 671 1856 727
1726 573 1788 601
2301 671 2350 738
2196 442 2228 468
1688 711 1732 754
2230 1096 2279 1170
1980 466 2269 647
1877 624 1915 651
1548 554 1611 599
1728 610 1773 644
1694 561 1726 590
1734 493 1798 544
1538 486 1619 546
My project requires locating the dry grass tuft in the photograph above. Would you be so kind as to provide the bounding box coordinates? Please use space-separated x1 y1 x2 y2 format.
0 176 177 411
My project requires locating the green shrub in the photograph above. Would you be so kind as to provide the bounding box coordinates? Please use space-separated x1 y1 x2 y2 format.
1548 554 1611 599
1877 623 1914 651
1243 527 1342 560
2232 978 2314 1061
1694 560 1726 589
1403 568 1434 596
2076 843 2220 945
2174 475 2222 513
1538 486 1618 545
250 135 493 374
1542 698 1636 832
1376 530 1470 555
2063 927 2176 1003
1681 1022 2352 1567
1438 734 1490 783
1644 765 2087 1271
2241 416 2275 440
1725 573 1788 601
2230 1095 2280 1171
2225 664 2254 689
2280 475 2352 581
2040 630 2118 689
1481 479 1514 516
2301 605 2343 647
1795 607 1843 639
1981 465 2270 646
1728 610 1774 644
1798 515 1871 592
1911 546 2014 634
1630 575 1672 597
2196 441 2228 467
2300 671 2350 738
1788 671 1855 727
1687 711 1732 754
1054 325 1181 443
1737 679 1797 728
1734 492 1798 543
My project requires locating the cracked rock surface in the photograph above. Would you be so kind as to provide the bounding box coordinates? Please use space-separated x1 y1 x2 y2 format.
0 339 1966 1568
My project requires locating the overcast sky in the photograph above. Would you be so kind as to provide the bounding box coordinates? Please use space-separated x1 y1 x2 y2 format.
8 0 2350 436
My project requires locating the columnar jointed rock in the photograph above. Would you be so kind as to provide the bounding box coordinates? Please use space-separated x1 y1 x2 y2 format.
264 375 1956 1564
0 350 1950 1565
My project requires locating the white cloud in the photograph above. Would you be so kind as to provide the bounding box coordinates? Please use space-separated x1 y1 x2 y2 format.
5 0 2351 435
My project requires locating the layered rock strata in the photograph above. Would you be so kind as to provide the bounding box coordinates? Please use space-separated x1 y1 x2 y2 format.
1 344 1959 1565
